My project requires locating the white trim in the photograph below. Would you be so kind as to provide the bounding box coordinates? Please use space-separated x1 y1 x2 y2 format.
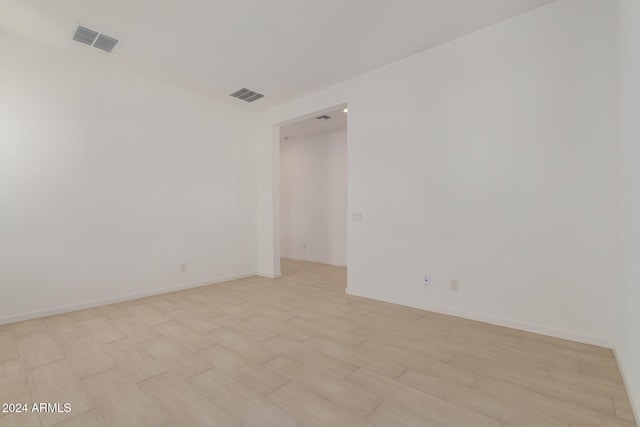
345 287 612 349
258 273 282 279
0 272 257 326
281 255 347 268
613 346 640 425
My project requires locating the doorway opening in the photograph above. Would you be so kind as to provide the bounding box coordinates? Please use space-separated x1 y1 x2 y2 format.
277 105 348 278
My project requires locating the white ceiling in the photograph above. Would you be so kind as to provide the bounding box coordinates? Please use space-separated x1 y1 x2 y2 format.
281 107 348 141
0 0 553 110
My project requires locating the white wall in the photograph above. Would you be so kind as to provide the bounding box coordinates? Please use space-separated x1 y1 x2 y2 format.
280 128 347 266
0 33 257 323
257 0 618 346
0 0 625 358
616 0 640 419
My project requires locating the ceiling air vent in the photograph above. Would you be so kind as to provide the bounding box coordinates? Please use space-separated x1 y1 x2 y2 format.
72 25 119 53
72 26 98 46
94 34 119 52
230 88 264 103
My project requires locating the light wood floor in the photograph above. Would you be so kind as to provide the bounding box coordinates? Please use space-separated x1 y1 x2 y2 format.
0 259 636 427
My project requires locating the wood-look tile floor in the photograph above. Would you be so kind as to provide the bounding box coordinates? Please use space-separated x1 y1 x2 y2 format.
0 259 636 427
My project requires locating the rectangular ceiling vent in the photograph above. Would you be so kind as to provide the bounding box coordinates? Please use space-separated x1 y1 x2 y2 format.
72 26 98 45
73 25 119 53
230 88 264 103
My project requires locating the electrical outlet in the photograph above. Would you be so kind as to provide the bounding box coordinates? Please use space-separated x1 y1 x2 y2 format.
180 263 187 273
423 275 431 287
450 279 459 291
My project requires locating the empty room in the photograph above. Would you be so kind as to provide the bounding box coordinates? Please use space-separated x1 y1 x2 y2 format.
1 0 639 426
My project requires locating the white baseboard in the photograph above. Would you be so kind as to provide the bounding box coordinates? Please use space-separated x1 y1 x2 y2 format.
281 255 347 268
258 273 282 279
345 287 612 349
0 272 257 326
613 346 640 425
